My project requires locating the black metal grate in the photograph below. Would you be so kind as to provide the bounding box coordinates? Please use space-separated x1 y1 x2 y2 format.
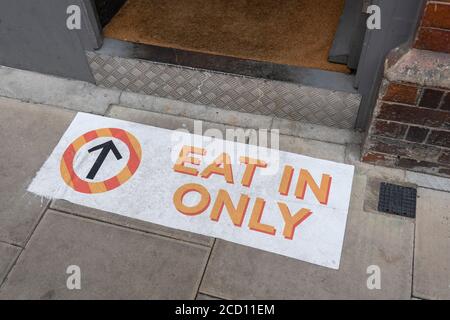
378 182 417 218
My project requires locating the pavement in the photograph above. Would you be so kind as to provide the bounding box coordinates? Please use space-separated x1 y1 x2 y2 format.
0 66 449 299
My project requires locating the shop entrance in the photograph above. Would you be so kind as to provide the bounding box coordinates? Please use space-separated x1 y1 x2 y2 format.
88 0 424 129
102 0 350 74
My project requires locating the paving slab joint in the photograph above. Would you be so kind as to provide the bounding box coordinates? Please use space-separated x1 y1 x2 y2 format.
0 200 51 290
49 206 213 248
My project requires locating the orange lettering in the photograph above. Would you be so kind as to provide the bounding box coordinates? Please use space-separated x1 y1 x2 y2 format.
201 153 234 184
173 183 210 216
173 146 206 176
278 202 312 240
210 189 250 227
248 198 276 235
295 169 332 205
278 165 294 196
239 156 267 187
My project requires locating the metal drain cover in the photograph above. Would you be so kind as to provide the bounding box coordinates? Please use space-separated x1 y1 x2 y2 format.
378 182 417 218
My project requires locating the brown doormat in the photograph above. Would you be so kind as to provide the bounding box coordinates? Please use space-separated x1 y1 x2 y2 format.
104 0 350 73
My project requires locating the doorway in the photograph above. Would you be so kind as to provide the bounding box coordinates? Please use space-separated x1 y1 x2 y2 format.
87 0 424 129
102 0 350 73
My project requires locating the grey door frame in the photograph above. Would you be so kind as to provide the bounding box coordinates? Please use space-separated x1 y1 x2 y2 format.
354 0 426 129
78 0 103 50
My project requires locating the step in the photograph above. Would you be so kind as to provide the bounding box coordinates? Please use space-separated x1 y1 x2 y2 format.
87 40 362 129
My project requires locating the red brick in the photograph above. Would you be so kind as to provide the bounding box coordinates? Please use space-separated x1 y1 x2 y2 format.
367 138 404 156
419 88 445 109
367 136 441 160
427 130 450 147
438 150 450 165
382 82 419 105
377 103 450 128
422 2 450 30
372 120 407 139
414 27 450 53
422 2 450 29
398 158 439 170
361 151 396 166
406 126 430 143
440 93 450 111
439 167 450 176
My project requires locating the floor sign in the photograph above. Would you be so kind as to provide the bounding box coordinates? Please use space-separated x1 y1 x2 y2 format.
28 113 355 269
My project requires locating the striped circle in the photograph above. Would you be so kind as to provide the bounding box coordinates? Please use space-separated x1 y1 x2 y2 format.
60 128 142 194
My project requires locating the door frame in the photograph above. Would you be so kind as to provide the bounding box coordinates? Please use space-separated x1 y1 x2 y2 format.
354 0 426 129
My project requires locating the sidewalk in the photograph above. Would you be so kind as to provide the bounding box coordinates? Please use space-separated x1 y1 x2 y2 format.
0 66 449 299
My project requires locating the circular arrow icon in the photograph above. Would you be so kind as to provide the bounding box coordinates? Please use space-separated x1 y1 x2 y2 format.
60 128 142 194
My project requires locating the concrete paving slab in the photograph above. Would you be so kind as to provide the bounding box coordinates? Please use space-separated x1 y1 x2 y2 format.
50 200 213 247
120 91 360 145
108 105 197 132
119 91 273 130
0 66 119 114
345 144 406 182
109 105 346 164
0 210 210 299
0 242 21 285
107 105 245 143
0 98 75 246
413 188 450 300
405 171 450 192
200 175 415 299
279 134 346 162
271 117 362 145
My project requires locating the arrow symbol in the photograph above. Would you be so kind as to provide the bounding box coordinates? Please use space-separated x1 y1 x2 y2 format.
86 140 122 180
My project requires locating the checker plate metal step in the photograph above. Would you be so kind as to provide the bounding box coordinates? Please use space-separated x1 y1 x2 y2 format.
87 47 361 129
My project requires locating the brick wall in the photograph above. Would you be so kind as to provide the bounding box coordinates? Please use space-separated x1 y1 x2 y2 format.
414 1 450 53
363 80 450 176
362 0 450 177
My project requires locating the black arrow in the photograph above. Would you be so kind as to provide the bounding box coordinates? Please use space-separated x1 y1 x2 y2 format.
86 140 123 180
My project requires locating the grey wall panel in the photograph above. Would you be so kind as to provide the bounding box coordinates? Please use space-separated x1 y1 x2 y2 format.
0 0 95 82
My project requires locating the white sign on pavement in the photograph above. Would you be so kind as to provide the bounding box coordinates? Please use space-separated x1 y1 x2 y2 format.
28 112 354 269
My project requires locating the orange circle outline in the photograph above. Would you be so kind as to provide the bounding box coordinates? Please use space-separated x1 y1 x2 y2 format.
60 128 142 194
